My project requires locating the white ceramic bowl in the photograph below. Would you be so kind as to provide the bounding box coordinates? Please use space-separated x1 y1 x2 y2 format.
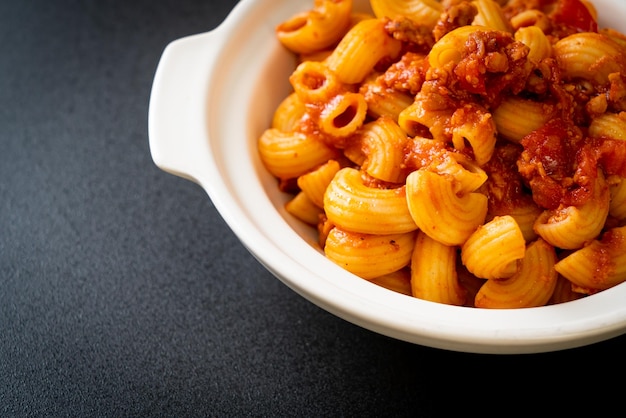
149 0 626 354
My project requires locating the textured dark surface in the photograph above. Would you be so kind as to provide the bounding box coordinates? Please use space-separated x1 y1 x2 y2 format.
1 0 624 416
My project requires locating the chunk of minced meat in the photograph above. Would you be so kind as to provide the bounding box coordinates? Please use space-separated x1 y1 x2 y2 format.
433 1 478 42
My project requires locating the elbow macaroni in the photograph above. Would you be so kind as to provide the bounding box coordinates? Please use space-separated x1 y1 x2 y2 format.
324 227 416 279
411 230 466 305
405 169 488 246
554 226 626 294
534 170 610 250
326 18 402 84
258 129 338 180
514 26 552 63
492 97 556 143
553 32 626 86
428 25 492 70
472 0 511 32
276 0 353 54
359 116 409 183
475 238 558 309
258 0 626 309
324 167 417 234
370 0 442 29
461 216 525 280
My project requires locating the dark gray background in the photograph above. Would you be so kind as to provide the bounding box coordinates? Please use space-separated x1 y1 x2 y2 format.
1 0 624 416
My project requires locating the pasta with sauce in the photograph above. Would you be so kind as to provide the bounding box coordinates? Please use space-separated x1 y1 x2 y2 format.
258 0 626 308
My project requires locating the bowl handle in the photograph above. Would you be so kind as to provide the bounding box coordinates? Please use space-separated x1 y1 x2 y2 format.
148 30 222 185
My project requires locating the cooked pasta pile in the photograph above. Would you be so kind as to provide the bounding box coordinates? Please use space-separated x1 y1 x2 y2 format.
257 0 626 308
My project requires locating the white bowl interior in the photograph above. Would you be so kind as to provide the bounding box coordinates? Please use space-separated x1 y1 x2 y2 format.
196 0 626 353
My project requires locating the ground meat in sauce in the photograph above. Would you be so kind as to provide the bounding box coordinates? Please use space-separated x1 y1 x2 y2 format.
433 1 478 42
383 17 435 53
481 143 536 214
380 52 427 95
517 118 597 209
608 72 626 112
403 136 450 173
452 30 531 103
593 136 626 178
